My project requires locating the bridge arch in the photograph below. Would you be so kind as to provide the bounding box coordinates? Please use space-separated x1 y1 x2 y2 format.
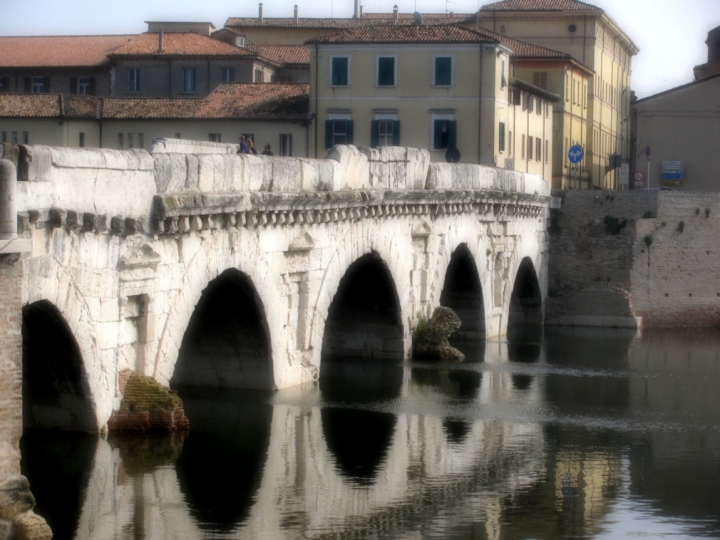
23 256 106 431
171 268 273 391
22 300 97 432
309 222 412 366
153 229 286 390
509 256 544 327
439 243 485 341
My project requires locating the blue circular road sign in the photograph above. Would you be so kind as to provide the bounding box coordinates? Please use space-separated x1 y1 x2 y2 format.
568 144 584 164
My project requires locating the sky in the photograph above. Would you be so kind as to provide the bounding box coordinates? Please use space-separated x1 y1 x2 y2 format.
0 0 717 98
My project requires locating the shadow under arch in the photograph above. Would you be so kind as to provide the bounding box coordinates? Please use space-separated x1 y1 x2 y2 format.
22 300 96 432
320 251 403 485
321 251 404 361
440 243 485 342
508 257 543 327
171 268 273 392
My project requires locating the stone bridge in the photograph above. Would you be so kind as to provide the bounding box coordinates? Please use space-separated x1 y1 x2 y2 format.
4 139 550 433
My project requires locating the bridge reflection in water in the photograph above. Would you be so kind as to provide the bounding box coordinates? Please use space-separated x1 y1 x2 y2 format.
22 329 720 539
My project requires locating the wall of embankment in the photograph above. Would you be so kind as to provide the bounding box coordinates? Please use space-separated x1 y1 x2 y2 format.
547 190 720 328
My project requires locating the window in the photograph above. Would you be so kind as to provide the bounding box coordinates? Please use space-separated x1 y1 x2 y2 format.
536 137 541 162
376 56 395 86
324 119 353 148
564 137 568 167
21 132 28 144
432 118 456 150
174 133 181 139
220 68 235 83
512 88 521 106
371 119 400 147
118 133 124 149
182 68 197 93
280 134 293 156
565 74 569 101
128 133 134 149
138 133 144 148
508 130 513 157
499 121 505 153
434 56 452 86
533 72 547 90
527 136 533 161
0 132 6 143
331 56 349 86
11 131 18 144
536 98 541 115
546 102 550 119
79 132 85 147
76 77 91 95
528 95 533 113
254 69 263 83
31 77 46 93
209 133 222 142
128 68 141 93
0 77 7 92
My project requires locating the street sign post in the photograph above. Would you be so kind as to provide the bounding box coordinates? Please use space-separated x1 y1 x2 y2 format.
619 164 629 186
568 145 584 189
645 145 651 190
634 171 644 188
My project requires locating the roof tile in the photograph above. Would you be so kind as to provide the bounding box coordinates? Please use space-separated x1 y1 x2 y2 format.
307 25 498 45
0 94 97 118
0 35 133 68
109 32 253 57
226 13 475 29
246 45 310 65
480 0 602 12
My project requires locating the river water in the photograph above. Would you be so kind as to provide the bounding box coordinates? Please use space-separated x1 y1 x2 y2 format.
21 327 720 539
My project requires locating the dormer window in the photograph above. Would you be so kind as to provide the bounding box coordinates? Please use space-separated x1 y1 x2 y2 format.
235 36 245 47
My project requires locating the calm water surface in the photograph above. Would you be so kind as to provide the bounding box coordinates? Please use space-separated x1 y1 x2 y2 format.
22 327 720 539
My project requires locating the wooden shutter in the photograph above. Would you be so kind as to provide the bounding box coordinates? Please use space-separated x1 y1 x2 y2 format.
433 119 443 149
24 77 31 92
346 120 354 144
448 121 457 150
42 77 50 93
392 121 400 146
370 120 379 147
89 77 96 96
70 77 78 94
325 120 333 149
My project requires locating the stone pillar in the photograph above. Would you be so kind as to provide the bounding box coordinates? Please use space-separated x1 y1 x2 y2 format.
0 159 51 540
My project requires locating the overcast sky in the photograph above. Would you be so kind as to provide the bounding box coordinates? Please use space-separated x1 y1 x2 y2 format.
1 0 716 98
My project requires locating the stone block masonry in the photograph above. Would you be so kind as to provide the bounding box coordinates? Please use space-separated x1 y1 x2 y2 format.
547 190 720 328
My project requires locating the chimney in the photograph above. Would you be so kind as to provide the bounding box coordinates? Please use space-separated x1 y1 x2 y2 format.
159 31 164 53
354 0 361 18
259 3 263 23
393 5 399 24
359 5 364 16
294 5 298 24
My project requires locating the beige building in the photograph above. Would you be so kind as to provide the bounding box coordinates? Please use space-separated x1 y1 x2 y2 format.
0 83 310 156
633 74 720 192
476 0 639 190
308 24 557 180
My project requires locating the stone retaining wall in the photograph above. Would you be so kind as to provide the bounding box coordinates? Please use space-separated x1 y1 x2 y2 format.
547 190 720 328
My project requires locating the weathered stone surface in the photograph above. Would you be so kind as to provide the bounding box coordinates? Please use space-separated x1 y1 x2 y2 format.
12 511 52 540
326 145 370 189
0 476 34 520
108 370 189 433
412 307 465 362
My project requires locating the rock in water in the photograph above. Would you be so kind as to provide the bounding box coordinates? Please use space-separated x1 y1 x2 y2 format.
108 370 190 433
412 307 465 362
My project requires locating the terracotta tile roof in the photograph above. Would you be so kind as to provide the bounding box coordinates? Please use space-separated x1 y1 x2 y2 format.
102 83 309 120
225 13 475 29
493 33 571 58
0 35 133 68
480 0 602 12
0 84 309 121
246 45 310 65
307 25 498 45
0 94 97 118
109 32 253 58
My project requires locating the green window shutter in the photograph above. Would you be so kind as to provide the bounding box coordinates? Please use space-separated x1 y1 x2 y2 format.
346 120 354 144
378 57 394 86
392 121 400 146
448 121 457 150
325 120 333 149
435 57 452 86
89 77 97 96
371 120 379 147
331 57 348 86
433 119 443 149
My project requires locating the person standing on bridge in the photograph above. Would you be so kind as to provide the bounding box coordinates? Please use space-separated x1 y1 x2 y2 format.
238 136 249 154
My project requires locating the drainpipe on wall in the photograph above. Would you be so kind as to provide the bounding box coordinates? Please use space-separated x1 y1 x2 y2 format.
313 44 319 158
477 46 483 164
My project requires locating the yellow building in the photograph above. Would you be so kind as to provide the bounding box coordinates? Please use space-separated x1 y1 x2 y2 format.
476 0 639 189
308 24 557 180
